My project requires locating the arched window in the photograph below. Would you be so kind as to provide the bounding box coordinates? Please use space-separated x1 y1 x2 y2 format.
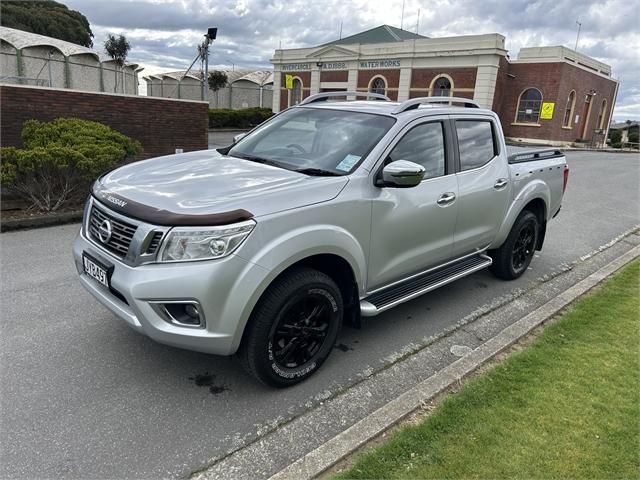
597 99 608 130
432 76 452 96
291 78 302 106
515 88 543 124
369 76 387 95
563 90 576 128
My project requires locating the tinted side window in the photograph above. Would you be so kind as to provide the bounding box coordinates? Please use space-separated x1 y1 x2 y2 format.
456 120 496 171
388 122 445 179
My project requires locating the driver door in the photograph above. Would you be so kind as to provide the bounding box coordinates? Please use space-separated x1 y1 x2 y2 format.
368 118 459 290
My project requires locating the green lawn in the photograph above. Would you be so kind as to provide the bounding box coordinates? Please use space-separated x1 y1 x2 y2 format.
337 260 640 479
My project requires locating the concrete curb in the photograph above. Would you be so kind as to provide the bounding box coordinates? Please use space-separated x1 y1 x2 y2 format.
0 210 83 232
269 245 640 480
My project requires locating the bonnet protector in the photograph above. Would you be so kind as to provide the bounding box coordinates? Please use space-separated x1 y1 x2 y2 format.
92 186 253 226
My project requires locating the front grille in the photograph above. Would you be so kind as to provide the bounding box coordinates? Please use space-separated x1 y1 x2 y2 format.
88 205 137 257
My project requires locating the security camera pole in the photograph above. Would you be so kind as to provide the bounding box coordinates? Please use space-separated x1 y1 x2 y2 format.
202 27 218 102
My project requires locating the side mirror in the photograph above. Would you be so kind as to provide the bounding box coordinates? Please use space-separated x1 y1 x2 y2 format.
233 133 247 143
381 160 425 188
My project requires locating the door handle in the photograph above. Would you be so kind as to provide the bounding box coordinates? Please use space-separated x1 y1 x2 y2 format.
437 192 456 206
494 178 508 189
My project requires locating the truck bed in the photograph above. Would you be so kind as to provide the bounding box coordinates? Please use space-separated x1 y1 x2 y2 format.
507 147 567 220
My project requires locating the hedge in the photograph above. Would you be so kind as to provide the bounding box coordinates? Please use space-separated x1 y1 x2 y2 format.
1 118 142 212
208 107 274 129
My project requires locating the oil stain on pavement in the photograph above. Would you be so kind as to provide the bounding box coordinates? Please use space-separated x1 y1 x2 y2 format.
190 373 229 395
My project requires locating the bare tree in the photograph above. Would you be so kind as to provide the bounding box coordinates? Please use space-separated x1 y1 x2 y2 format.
104 34 131 93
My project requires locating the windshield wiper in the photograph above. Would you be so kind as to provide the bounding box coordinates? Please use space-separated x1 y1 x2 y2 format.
294 168 342 177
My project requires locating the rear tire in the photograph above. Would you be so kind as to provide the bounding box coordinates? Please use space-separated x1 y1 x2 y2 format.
237 267 343 388
489 210 539 280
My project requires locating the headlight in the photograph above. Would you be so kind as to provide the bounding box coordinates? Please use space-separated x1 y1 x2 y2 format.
158 220 255 262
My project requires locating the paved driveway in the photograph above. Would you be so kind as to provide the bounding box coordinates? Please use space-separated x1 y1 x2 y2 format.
1 151 638 478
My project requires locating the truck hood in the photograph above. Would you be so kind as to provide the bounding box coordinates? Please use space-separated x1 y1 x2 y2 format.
93 149 349 225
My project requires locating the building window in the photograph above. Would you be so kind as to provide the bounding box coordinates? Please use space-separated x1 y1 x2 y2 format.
291 78 302 106
563 90 576 128
369 76 387 95
515 88 543 124
432 76 452 96
597 99 608 130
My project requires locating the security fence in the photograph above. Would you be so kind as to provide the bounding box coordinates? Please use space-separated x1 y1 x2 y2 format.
0 49 140 94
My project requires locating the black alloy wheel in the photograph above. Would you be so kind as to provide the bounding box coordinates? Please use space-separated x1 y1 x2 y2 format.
270 295 332 369
238 267 343 387
489 210 539 280
512 222 536 274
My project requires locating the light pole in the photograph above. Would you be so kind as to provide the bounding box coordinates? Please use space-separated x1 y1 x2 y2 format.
202 27 217 102
575 19 582 51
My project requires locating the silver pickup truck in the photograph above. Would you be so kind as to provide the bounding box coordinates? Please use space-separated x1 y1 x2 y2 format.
73 94 569 387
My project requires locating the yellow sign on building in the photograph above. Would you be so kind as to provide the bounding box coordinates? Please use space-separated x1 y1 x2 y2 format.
540 102 555 120
285 74 294 89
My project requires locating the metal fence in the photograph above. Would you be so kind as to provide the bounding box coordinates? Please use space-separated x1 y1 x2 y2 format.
0 50 139 94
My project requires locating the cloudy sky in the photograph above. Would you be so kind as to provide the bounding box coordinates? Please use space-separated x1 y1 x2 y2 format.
66 0 639 119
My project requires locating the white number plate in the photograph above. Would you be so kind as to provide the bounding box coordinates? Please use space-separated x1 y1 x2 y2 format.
83 253 110 288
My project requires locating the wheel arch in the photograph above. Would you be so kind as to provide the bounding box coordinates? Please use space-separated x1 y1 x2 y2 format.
234 252 361 353
491 185 550 251
522 198 547 250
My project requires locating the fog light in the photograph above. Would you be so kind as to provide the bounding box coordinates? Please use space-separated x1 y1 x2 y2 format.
184 304 200 319
150 301 205 329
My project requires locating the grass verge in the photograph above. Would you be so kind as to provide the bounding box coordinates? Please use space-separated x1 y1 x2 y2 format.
336 260 640 479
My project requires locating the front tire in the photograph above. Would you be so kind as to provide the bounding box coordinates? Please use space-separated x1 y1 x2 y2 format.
489 210 539 280
237 268 343 388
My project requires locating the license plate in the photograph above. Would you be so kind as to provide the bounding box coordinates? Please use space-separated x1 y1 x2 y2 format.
83 253 110 288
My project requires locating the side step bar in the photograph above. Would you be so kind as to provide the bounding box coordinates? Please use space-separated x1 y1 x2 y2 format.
360 254 492 316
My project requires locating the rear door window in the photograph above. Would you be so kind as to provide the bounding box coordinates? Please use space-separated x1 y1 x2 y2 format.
455 120 497 171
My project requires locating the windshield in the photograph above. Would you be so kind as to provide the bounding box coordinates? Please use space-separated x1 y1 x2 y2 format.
227 107 395 175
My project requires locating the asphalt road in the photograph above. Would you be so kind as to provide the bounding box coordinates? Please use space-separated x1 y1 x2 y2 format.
1 151 638 479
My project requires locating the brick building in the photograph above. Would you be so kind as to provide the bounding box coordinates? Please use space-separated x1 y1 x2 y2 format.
271 25 619 146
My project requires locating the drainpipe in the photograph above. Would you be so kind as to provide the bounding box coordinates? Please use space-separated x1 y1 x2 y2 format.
259 85 263 108
99 62 104 91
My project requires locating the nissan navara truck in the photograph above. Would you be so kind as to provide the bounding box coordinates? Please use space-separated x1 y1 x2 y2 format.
74 93 569 387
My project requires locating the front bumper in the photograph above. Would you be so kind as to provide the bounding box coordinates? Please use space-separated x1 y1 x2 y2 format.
73 226 269 356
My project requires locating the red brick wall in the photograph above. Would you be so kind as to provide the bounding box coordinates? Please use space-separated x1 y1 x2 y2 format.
320 70 348 82
357 69 400 99
410 67 477 91
357 69 400 89
0 85 208 159
279 71 312 110
497 62 617 142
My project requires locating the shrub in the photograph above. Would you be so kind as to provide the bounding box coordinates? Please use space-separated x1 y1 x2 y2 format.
608 129 622 148
208 107 274 129
1 118 142 212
